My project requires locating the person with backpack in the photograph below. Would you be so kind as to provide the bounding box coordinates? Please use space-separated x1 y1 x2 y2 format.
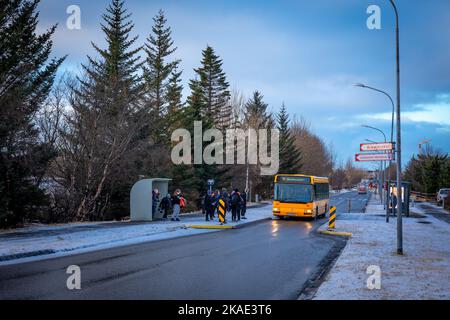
230 189 243 222
171 189 185 222
159 194 172 220
240 189 248 220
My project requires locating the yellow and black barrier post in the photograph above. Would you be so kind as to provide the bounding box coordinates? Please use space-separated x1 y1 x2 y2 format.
328 206 337 231
218 199 226 225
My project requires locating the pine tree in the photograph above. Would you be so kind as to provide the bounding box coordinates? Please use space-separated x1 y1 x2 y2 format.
143 9 180 142
64 0 144 220
242 91 275 199
78 0 143 111
244 91 272 129
194 46 231 129
0 0 64 227
277 104 303 174
165 65 184 139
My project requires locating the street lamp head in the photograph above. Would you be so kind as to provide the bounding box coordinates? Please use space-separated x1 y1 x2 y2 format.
354 83 366 88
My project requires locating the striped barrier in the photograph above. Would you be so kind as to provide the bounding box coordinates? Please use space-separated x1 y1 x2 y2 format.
218 199 226 224
328 206 336 231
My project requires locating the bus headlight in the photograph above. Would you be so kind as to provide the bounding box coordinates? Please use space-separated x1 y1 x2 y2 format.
305 210 312 214
273 208 280 213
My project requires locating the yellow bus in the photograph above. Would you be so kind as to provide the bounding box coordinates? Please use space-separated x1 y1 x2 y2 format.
273 174 330 219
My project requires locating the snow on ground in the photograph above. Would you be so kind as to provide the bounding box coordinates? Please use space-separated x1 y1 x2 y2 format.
0 204 273 265
314 198 450 300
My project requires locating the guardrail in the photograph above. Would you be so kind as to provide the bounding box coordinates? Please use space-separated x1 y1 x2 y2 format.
410 191 436 203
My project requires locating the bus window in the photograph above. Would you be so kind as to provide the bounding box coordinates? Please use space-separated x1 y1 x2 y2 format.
275 183 314 204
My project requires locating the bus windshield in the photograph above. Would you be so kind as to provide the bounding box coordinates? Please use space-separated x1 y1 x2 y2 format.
275 183 314 203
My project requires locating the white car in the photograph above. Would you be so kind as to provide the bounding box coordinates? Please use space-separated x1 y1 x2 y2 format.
437 188 450 206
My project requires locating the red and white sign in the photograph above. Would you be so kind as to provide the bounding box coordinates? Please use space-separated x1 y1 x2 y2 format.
360 142 394 152
355 153 394 162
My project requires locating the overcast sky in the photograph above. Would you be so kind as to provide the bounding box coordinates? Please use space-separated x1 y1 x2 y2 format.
37 0 450 169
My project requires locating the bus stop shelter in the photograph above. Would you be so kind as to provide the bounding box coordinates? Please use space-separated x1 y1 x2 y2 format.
130 178 172 222
386 181 411 218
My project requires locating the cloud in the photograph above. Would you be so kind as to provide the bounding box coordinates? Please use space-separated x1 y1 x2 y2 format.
358 94 450 126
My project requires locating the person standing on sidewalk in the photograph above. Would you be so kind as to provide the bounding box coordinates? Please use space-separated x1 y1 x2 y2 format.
205 191 215 221
171 189 184 222
159 194 172 220
221 188 230 214
152 189 160 220
240 189 248 220
230 189 243 222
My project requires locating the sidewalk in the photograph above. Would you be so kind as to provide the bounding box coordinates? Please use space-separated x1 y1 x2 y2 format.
313 197 450 300
0 203 272 265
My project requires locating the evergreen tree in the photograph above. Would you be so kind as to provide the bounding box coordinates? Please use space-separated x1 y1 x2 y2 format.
244 91 272 128
0 0 64 227
194 46 231 129
64 0 144 220
165 65 184 138
243 91 274 199
143 9 180 142
78 0 143 111
276 104 303 174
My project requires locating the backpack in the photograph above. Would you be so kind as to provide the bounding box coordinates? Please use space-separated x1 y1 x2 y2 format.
231 193 241 205
179 197 186 208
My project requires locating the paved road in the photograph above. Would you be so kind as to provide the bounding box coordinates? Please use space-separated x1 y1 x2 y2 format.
0 192 368 300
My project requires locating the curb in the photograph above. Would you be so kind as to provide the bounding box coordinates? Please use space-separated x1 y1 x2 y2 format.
318 230 353 237
186 217 272 230
186 225 236 230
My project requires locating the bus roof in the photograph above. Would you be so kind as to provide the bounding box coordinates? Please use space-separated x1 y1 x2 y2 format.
275 174 329 184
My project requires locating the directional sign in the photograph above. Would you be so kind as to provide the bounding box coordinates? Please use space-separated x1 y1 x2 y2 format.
207 179 215 186
355 153 394 162
360 142 394 152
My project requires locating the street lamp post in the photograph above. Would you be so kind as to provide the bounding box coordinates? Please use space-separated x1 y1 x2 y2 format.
355 0 402 255
389 0 403 255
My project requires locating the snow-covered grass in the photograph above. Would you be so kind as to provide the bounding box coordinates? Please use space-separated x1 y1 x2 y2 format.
0 205 272 265
313 199 450 300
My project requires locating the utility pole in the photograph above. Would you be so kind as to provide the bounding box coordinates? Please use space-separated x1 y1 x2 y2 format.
389 0 403 255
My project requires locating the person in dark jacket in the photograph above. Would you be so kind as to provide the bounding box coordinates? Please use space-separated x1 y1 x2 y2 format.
204 191 214 221
221 188 230 213
152 189 160 219
159 194 172 220
391 192 398 216
230 189 243 222
240 190 248 220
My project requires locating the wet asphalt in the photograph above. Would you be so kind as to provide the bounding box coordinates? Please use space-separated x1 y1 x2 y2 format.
0 192 369 300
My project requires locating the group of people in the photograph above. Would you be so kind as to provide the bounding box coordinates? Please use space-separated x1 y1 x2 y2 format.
202 188 248 223
152 187 248 224
152 188 185 222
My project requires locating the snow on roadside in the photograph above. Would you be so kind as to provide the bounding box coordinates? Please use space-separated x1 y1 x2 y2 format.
0 205 273 265
313 200 450 300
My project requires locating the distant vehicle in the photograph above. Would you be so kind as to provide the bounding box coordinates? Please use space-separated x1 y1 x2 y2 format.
358 184 367 195
273 174 330 219
437 188 449 206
